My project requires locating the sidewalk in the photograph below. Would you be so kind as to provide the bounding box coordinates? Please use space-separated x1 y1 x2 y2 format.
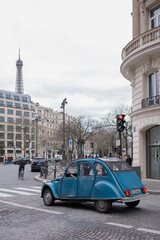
34 175 160 195
142 178 160 195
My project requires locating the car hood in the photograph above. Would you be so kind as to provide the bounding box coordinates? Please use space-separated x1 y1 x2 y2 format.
114 171 144 191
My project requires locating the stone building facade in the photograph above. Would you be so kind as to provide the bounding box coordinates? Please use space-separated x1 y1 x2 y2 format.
121 0 160 179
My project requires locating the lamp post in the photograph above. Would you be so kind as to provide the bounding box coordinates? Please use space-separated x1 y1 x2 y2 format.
60 98 67 162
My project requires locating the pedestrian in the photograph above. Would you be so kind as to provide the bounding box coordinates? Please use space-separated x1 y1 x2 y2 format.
126 155 132 166
18 160 25 179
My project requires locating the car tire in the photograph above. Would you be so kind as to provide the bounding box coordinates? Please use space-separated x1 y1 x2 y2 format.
94 200 112 213
43 188 55 206
125 200 140 208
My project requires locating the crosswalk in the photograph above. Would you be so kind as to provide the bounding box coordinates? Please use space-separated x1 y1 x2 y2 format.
0 186 41 198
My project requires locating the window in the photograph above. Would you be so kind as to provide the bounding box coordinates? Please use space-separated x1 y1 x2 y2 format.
150 5 160 29
6 102 12 107
23 104 28 109
7 133 13 140
7 141 14 148
0 141 5 148
32 112 35 118
0 116 5 122
0 133 4 139
6 94 11 99
149 71 159 98
24 111 30 117
16 142 21 148
24 119 29 125
0 125 5 131
14 95 20 101
32 142 35 148
16 126 21 132
15 103 21 108
7 125 14 132
16 110 22 116
0 108 5 114
0 100 4 106
16 118 22 124
7 117 13 123
22 97 27 102
16 150 21 154
0 93 3 98
95 163 107 176
7 150 13 154
26 134 30 140
26 142 30 148
7 109 13 115
79 163 94 177
31 127 35 133
66 163 78 177
16 134 21 140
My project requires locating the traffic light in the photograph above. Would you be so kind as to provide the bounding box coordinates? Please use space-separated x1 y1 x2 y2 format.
116 114 126 132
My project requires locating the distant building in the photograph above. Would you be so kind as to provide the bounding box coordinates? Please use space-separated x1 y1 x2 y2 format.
0 89 35 160
121 0 160 179
0 51 74 161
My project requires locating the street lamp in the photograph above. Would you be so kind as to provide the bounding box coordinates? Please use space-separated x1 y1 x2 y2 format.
60 98 67 162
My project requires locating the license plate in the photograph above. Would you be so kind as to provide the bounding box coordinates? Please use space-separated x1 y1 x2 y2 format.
130 189 141 194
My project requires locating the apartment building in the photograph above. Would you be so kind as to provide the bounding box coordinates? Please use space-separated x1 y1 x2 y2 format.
121 0 160 179
0 90 35 160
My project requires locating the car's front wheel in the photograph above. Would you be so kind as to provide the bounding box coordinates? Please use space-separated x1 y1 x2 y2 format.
94 200 112 213
43 188 55 206
125 200 140 208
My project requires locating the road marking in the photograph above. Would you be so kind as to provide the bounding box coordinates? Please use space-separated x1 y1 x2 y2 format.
0 200 63 215
14 187 41 193
0 188 37 196
105 222 133 229
32 187 41 190
0 192 13 197
137 228 160 235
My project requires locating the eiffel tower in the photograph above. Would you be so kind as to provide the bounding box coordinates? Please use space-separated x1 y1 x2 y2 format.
15 49 24 94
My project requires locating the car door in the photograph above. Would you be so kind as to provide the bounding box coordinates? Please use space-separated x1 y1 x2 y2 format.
77 162 95 197
60 162 78 197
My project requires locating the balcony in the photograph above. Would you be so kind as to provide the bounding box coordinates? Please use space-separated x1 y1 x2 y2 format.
142 95 160 108
122 26 160 60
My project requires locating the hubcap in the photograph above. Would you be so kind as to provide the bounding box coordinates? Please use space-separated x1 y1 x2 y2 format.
97 200 105 209
44 190 51 204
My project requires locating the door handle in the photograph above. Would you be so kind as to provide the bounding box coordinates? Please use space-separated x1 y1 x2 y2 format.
92 178 94 181
75 178 77 181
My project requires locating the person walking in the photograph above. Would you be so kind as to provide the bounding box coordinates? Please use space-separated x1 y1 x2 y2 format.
126 155 132 166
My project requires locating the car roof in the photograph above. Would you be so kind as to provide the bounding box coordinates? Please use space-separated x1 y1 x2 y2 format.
74 157 125 164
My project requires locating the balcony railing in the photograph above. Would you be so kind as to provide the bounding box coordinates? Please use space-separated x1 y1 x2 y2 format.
122 26 160 60
142 95 160 108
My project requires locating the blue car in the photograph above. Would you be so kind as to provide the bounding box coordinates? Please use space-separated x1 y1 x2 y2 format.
41 158 147 213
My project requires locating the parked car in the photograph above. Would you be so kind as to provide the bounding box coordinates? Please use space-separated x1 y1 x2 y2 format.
31 157 47 172
12 157 31 165
41 158 148 213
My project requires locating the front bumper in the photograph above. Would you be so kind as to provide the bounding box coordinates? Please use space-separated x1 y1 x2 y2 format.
116 193 149 203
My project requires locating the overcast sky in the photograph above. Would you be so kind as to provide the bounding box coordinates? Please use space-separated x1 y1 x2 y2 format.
0 0 132 121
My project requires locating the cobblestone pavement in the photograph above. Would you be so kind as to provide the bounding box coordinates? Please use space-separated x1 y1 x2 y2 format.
0 205 160 240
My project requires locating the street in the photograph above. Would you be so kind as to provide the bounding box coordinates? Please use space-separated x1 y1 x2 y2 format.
0 164 160 240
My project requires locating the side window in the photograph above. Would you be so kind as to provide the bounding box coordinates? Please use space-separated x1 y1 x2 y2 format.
66 163 77 177
79 163 94 177
95 163 107 176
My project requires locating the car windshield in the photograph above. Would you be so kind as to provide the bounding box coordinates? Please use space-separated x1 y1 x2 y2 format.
103 160 132 172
